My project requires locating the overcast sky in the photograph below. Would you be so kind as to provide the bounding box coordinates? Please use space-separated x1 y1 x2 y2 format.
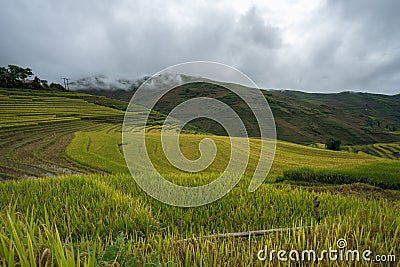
1 0 399 94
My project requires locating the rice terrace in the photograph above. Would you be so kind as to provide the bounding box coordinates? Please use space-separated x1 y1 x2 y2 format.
0 60 399 267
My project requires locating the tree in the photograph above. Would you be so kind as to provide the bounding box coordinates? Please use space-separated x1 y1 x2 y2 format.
8 65 33 81
0 65 33 88
49 82 65 91
41 79 49 88
32 76 42 89
325 138 341 151
0 64 65 91
0 67 10 87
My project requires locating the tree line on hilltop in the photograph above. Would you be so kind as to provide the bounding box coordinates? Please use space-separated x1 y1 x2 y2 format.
0 64 65 90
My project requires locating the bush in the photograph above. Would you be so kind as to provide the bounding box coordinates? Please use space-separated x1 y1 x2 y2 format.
280 167 400 190
325 138 341 151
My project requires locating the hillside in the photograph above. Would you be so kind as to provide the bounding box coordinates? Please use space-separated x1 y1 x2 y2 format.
77 83 400 145
0 87 399 265
272 90 400 144
0 88 126 179
65 125 400 189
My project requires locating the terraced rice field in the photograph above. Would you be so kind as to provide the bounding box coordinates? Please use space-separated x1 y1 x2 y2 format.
0 90 124 129
0 88 399 266
66 126 399 184
355 142 400 160
0 88 125 180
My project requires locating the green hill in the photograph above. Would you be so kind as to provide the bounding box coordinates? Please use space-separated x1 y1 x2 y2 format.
0 87 399 266
0 87 126 179
0 88 171 180
78 84 400 145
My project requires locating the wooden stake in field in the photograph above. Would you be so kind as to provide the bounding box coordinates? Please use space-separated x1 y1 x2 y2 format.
176 226 314 242
314 196 321 224
179 218 183 239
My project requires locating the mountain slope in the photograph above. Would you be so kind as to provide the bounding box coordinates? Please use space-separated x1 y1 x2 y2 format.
76 84 400 145
265 90 400 144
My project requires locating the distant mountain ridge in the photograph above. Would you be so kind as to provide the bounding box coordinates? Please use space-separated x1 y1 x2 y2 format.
70 75 150 91
74 76 400 145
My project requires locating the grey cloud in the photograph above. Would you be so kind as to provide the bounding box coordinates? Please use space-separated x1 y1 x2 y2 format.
0 0 399 94
236 7 282 49
300 0 400 93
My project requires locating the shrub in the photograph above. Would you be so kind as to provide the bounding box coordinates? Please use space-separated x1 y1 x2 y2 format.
281 167 400 190
325 138 341 151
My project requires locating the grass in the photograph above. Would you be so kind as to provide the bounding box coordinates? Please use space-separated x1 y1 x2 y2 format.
0 87 130 180
0 175 157 240
0 120 111 179
65 126 127 174
0 174 399 266
0 87 399 265
279 163 400 190
0 93 124 129
0 206 98 267
66 127 398 184
0 87 128 111
352 142 400 160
